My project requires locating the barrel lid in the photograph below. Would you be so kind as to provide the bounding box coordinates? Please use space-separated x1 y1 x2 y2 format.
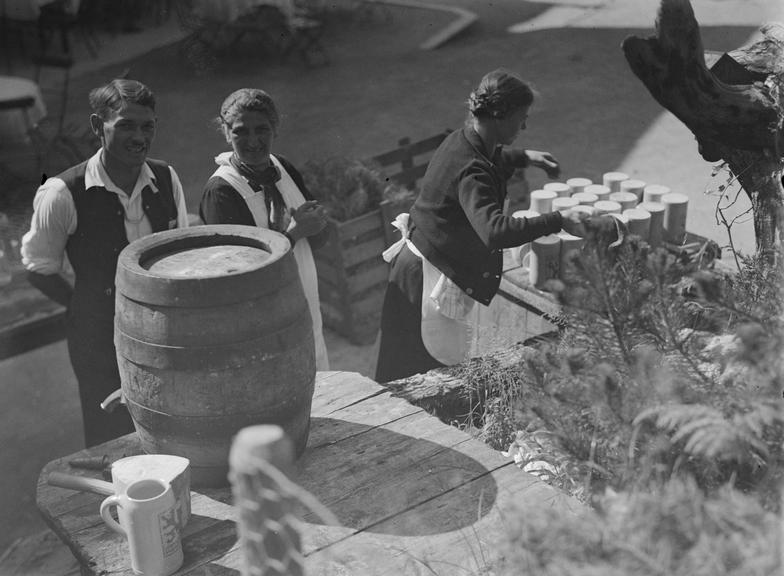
116 225 298 307
144 245 270 277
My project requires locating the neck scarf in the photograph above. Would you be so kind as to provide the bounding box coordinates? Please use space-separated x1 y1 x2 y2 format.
228 155 288 232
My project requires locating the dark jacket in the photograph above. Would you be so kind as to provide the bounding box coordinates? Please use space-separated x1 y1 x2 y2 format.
199 154 328 250
62 158 177 327
410 126 562 305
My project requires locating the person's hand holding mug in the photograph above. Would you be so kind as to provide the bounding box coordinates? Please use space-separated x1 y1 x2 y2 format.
288 200 328 242
559 207 589 238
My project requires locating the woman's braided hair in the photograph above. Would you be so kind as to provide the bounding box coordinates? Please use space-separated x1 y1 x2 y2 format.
218 88 280 132
467 68 534 119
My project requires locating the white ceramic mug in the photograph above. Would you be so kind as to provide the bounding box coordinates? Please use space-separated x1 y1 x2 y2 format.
510 209 540 266
661 193 689 244
529 189 558 214
521 234 561 289
622 208 651 240
602 171 629 193
584 184 611 201
543 182 572 198
620 179 646 201
609 191 639 211
557 231 583 279
110 455 191 533
566 177 592 195
552 197 579 211
639 201 665 248
571 192 598 206
100 478 184 576
643 184 670 204
593 200 623 215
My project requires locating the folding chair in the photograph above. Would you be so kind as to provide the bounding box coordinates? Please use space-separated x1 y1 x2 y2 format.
0 93 45 185
32 52 74 136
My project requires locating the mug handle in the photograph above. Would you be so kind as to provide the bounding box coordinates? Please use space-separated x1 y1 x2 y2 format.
520 247 532 273
517 243 532 271
100 495 126 536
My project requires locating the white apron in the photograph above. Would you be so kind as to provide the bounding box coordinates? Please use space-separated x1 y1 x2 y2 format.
382 213 479 366
212 152 329 371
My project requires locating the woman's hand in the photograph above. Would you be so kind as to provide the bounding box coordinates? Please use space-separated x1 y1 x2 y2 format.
525 150 561 179
288 200 328 242
559 208 589 238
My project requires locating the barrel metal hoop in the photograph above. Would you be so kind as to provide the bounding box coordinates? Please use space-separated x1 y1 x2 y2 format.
116 311 313 369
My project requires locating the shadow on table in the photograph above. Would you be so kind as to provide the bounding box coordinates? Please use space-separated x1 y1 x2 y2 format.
180 519 239 576
297 416 499 536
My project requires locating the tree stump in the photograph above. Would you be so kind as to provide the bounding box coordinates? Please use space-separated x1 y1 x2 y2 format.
622 0 784 261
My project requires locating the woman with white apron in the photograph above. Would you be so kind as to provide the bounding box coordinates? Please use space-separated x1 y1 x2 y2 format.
200 88 329 370
375 69 586 383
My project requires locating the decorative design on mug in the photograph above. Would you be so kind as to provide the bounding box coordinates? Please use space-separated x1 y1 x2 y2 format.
159 506 181 557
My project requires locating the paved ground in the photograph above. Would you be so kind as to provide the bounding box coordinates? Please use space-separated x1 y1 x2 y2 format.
1 0 782 558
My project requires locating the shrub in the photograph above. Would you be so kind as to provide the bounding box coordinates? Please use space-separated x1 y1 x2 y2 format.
299 156 414 222
471 217 784 505
495 477 780 576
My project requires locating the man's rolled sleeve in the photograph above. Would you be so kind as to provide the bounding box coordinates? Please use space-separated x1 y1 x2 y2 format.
21 179 76 274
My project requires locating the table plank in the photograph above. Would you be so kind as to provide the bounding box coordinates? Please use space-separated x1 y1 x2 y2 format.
305 463 582 576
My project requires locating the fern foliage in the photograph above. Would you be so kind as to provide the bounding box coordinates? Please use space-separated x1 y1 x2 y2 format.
496 477 781 576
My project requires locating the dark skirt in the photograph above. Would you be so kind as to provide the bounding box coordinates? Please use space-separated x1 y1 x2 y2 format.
375 243 444 383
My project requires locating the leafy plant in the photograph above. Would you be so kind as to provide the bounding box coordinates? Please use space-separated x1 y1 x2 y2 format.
495 477 780 576
300 156 414 222
459 216 784 505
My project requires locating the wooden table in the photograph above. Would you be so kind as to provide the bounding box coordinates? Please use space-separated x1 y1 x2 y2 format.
37 371 579 575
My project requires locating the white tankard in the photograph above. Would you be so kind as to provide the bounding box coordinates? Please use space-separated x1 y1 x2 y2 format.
100 478 184 576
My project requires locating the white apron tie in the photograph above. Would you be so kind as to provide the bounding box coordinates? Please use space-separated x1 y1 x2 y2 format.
383 213 477 366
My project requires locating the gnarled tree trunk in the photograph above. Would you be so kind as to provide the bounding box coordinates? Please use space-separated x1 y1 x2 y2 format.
622 0 784 261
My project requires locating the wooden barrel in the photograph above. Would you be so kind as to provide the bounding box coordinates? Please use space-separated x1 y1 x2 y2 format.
114 225 315 488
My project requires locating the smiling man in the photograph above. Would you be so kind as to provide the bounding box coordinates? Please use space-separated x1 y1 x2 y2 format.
21 79 189 447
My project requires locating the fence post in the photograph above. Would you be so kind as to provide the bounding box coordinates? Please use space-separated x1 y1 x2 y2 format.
229 425 304 576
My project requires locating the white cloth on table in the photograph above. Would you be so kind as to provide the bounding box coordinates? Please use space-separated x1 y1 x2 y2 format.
382 212 478 366
21 149 190 274
211 151 330 372
0 76 47 144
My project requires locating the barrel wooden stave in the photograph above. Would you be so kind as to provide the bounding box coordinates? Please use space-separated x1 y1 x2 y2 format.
117 333 315 415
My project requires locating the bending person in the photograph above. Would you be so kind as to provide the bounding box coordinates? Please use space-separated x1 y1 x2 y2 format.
22 79 190 447
199 88 330 370
376 68 586 383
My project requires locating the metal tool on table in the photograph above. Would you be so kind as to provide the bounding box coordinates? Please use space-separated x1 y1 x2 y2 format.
47 454 193 531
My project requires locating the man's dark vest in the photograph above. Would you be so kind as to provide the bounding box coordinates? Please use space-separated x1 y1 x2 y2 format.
59 158 177 326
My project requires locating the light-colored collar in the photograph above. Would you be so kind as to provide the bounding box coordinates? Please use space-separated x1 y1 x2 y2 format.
85 149 159 195
214 151 233 167
214 150 277 168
